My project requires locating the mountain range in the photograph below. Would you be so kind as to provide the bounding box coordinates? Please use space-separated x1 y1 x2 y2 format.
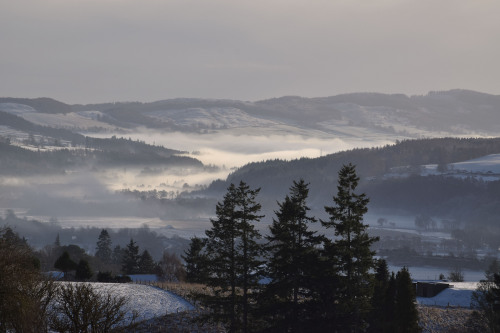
2 89 500 139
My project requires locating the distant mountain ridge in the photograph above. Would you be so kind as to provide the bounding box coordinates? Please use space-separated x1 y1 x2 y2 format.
2 89 500 137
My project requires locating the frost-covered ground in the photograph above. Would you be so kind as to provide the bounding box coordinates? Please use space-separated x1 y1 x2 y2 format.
417 282 479 308
59 282 194 323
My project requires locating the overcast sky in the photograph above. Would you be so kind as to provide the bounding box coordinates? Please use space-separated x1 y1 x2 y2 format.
1 0 499 104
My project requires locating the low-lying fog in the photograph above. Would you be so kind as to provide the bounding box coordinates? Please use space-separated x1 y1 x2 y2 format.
89 129 393 170
1 129 394 236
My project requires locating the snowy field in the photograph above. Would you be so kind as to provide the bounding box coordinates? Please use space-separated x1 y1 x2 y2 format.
417 282 479 308
59 282 194 322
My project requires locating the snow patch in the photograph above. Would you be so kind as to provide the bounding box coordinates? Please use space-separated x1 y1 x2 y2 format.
58 282 194 322
417 282 479 308
0 103 37 115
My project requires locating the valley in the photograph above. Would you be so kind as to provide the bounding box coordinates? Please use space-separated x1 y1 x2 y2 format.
2 91 500 281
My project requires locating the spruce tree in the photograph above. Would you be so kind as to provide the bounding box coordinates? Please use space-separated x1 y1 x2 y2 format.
262 179 323 332
182 236 208 283
395 267 420 332
95 229 112 264
138 250 156 274
203 181 263 333
121 239 139 275
235 181 264 332
369 259 393 332
322 163 378 332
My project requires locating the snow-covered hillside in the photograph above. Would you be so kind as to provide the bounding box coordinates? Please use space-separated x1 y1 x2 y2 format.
384 154 500 182
59 283 194 323
0 103 117 130
147 107 279 129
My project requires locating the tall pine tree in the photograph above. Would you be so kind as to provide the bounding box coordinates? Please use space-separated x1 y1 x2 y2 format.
95 229 112 264
182 236 208 283
121 238 139 275
203 181 263 333
369 259 394 333
138 250 156 274
261 179 323 332
395 267 420 332
322 163 378 332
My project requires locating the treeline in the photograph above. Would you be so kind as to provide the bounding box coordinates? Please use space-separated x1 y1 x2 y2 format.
203 137 500 238
186 165 419 332
0 210 189 260
0 137 203 175
218 137 500 199
41 230 186 283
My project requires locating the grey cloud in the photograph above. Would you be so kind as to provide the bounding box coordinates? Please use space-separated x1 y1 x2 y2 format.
1 0 499 103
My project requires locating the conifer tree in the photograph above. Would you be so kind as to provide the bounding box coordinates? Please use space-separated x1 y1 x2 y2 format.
138 250 156 274
54 251 77 279
369 259 394 332
385 272 397 332
485 259 500 282
395 267 420 332
95 229 112 264
203 181 263 332
322 163 378 332
262 179 323 332
182 236 208 283
112 245 123 265
121 239 139 275
75 259 93 281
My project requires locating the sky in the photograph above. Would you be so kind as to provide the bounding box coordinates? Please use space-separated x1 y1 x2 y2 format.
1 0 499 104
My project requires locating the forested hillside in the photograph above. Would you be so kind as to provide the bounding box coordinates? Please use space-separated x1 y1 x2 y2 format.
203 137 500 238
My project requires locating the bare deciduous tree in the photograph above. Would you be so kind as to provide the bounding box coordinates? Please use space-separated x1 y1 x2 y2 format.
50 283 137 333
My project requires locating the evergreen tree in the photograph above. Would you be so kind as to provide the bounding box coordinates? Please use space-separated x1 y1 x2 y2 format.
138 250 156 274
385 272 397 332
203 181 263 332
182 236 208 283
75 259 93 281
54 251 77 279
95 229 112 264
121 239 139 275
322 163 378 332
261 179 323 332
112 245 123 265
394 267 420 332
369 260 394 333
472 270 500 331
54 233 61 247
485 259 500 282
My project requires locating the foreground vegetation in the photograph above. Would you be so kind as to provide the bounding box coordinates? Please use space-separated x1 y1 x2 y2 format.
181 164 419 332
3 163 500 332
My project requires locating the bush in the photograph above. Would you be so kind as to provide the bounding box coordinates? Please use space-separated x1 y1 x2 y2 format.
50 283 137 332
